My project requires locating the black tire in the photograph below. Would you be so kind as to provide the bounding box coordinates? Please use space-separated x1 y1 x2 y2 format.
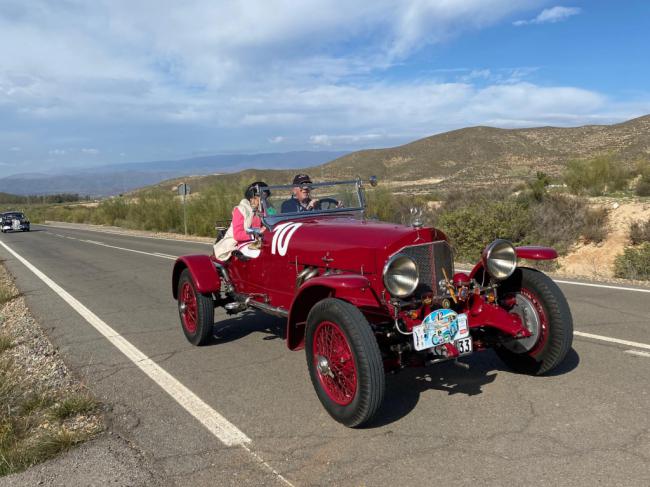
177 268 214 346
495 267 573 375
305 298 385 427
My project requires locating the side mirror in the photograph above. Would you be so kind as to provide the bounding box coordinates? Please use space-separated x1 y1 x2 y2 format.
369 175 378 187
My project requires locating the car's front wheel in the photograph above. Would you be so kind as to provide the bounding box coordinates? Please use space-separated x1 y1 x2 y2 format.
177 268 214 346
305 298 385 427
496 267 573 375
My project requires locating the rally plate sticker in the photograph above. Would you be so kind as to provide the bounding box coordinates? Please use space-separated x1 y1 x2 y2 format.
413 309 470 351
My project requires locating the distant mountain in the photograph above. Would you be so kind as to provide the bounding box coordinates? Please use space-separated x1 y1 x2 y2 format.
83 151 348 175
146 115 650 194
0 151 348 196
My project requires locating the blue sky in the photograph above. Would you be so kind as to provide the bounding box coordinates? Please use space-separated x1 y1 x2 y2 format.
1 0 649 175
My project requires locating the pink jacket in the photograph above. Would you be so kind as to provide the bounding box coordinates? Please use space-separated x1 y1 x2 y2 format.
232 206 262 244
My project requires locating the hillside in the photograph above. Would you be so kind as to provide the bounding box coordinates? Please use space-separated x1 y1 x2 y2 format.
146 115 650 195
318 115 650 184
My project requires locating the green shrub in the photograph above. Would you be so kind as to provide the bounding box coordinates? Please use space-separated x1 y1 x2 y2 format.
636 175 650 197
614 243 650 280
528 171 550 202
365 187 433 225
630 220 650 245
564 155 630 196
437 199 531 262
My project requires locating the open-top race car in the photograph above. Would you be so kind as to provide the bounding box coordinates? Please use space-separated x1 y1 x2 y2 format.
172 178 573 427
1 211 30 233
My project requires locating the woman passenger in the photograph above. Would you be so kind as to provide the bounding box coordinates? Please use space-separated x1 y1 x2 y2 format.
213 181 269 261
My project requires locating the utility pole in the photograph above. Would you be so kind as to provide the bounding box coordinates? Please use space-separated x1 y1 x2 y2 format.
177 183 191 235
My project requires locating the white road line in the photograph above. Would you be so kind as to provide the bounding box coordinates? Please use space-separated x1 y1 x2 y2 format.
48 232 180 261
78 239 178 260
0 240 249 446
456 268 650 294
574 331 650 351
554 280 650 294
625 350 650 358
0 241 295 486
42 223 212 245
153 252 178 259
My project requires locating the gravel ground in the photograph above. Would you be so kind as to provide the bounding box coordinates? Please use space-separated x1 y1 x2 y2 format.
0 264 103 441
0 263 156 486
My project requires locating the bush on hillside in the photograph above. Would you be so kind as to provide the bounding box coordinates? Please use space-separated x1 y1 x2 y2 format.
365 187 435 225
528 171 551 202
636 176 650 197
581 206 609 244
614 243 650 280
564 155 630 196
437 198 531 262
630 220 650 245
527 194 607 253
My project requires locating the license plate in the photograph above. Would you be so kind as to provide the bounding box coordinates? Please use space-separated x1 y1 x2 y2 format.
455 337 473 355
412 310 470 351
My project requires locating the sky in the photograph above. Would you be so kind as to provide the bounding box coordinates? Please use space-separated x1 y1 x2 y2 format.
1 0 649 175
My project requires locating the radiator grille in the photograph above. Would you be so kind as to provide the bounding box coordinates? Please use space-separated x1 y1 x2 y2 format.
401 241 454 295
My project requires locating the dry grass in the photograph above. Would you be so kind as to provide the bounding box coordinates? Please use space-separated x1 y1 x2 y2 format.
0 269 103 477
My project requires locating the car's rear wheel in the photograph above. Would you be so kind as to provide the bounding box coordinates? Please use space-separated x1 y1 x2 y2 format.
496 267 573 375
177 268 214 346
306 298 385 427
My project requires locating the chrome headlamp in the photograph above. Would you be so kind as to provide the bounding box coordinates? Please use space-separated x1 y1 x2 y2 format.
482 239 517 280
383 254 419 298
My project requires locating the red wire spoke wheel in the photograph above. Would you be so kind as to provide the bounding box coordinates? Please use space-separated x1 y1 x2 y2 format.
180 281 198 335
177 269 214 346
306 298 385 427
313 320 358 405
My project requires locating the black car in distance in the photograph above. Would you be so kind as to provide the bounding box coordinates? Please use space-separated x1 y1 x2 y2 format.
1 211 30 233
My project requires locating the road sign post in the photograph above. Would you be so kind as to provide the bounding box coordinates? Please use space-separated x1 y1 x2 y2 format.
177 183 191 235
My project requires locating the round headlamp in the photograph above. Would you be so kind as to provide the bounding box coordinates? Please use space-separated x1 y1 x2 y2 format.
482 239 517 280
383 254 419 298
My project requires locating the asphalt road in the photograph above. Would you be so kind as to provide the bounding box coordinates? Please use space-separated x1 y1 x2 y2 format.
1 223 649 486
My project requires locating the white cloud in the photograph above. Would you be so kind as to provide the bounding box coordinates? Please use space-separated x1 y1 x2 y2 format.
0 0 644 171
310 133 386 146
514 6 581 26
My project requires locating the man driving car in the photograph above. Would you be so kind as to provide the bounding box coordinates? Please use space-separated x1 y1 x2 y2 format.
281 174 320 213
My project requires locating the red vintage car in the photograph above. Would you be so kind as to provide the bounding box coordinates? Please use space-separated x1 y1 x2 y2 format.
172 178 573 427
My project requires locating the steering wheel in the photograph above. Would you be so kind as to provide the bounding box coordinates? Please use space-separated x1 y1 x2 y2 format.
315 198 341 210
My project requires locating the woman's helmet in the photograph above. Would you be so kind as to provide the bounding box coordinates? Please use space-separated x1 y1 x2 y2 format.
245 181 271 200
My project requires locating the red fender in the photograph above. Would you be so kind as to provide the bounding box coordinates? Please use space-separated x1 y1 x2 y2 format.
469 245 558 280
286 274 381 350
515 246 558 260
172 255 220 299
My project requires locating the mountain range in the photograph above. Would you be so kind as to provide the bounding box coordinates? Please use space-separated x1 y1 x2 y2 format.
0 151 348 196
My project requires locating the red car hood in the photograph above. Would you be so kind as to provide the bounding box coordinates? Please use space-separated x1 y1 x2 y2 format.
274 216 447 274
